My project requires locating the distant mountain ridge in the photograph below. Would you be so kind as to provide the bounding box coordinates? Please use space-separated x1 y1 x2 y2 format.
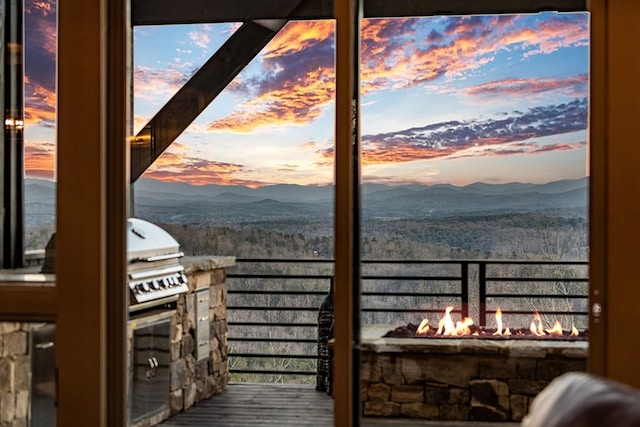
24 177 589 226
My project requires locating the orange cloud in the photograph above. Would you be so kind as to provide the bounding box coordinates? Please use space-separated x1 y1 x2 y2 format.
361 14 588 93
142 141 267 186
209 70 334 132
207 15 588 134
25 77 56 126
25 141 55 179
262 20 334 58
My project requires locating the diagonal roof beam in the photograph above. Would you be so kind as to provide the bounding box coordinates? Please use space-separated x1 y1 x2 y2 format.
131 1 304 182
132 0 587 26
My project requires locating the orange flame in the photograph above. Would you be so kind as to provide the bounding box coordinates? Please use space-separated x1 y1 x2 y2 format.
493 308 503 336
455 317 474 335
417 318 430 334
545 320 564 336
436 306 474 336
415 306 581 338
530 311 545 336
437 306 455 335
571 324 579 336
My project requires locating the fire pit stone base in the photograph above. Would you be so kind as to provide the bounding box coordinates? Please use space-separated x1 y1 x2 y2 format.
360 326 587 422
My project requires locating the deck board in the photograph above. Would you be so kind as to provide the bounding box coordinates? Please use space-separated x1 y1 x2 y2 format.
159 384 521 427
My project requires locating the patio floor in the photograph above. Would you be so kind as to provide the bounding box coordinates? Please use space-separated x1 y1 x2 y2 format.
159 383 521 426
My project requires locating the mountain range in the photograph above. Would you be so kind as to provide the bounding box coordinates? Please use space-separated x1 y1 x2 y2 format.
24 177 588 226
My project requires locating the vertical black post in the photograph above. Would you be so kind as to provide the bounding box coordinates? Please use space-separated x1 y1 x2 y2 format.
461 262 469 318
1 0 24 269
479 262 487 326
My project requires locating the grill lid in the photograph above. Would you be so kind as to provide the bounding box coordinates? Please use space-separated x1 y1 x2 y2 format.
127 218 182 261
127 218 188 311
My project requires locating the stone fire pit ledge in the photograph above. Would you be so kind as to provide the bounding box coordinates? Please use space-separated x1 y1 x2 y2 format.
361 325 588 359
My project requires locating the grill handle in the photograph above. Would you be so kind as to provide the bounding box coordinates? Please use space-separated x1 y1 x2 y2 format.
137 252 184 262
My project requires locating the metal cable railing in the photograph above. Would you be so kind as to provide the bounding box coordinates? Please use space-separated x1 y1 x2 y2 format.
226 258 588 382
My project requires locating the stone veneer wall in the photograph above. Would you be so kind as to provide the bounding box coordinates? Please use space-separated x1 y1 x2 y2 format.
168 257 233 416
360 331 587 422
0 323 29 427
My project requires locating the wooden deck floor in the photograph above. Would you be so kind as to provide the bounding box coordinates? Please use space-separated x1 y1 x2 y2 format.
160 384 521 427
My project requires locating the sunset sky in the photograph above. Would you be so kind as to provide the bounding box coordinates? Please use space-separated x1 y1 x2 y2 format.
24 1 589 187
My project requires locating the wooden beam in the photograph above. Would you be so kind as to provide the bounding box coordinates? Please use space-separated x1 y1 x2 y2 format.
56 0 109 424
597 0 640 388
334 0 361 425
132 0 587 25
0 283 56 322
106 0 131 423
132 0 333 25
587 0 606 378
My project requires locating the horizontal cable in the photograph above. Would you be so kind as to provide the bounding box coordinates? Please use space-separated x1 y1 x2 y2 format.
230 369 315 376
228 337 317 343
229 322 318 328
486 277 588 282
227 306 319 311
229 353 316 359
228 290 327 295
486 293 588 299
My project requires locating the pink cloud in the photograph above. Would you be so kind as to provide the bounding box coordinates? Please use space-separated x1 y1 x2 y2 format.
465 75 588 98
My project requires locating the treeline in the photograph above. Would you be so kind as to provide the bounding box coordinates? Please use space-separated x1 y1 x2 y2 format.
24 210 587 261
154 212 587 261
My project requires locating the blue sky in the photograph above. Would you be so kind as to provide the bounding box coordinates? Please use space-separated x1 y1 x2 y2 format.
23 2 589 187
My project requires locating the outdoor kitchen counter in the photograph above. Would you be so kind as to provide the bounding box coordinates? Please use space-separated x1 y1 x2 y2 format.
0 255 236 282
180 255 236 274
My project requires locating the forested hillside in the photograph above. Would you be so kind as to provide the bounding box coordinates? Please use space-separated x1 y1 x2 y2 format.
156 212 587 261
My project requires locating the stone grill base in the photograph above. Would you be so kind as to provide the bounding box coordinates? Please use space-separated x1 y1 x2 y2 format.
360 326 588 422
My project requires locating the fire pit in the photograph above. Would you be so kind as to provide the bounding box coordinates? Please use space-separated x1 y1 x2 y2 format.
359 306 588 422
384 306 588 341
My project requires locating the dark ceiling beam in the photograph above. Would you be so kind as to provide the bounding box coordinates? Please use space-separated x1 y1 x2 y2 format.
131 0 333 25
363 0 588 18
131 18 293 181
132 0 587 26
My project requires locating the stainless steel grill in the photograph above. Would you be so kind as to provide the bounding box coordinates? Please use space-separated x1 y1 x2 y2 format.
41 218 188 312
127 218 188 312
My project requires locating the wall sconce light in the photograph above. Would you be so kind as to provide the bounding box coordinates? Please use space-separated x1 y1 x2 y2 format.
5 117 24 131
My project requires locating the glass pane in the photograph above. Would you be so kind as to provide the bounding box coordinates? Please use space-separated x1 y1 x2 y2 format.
24 0 57 265
359 12 589 423
133 19 336 385
132 19 337 425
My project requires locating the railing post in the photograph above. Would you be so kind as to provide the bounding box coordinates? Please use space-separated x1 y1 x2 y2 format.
461 262 469 318
479 262 487 326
